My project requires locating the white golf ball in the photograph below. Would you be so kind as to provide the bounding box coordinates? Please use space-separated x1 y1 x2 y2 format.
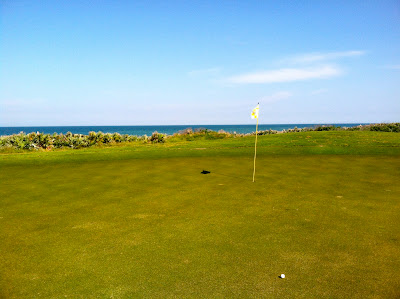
280 274 285 279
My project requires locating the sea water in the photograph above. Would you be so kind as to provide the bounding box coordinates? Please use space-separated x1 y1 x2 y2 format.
0 124 368 136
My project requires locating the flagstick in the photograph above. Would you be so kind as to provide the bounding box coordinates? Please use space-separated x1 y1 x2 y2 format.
253 110 259 182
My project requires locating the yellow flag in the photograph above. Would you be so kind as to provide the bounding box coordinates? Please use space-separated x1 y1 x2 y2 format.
251 104 259 119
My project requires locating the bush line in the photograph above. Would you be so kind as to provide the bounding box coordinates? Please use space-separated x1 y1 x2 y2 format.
1 123 398 151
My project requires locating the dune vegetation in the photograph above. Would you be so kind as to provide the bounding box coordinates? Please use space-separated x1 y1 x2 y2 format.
1 123 399 152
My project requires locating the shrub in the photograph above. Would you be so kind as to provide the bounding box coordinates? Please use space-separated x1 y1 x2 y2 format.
369 123 400 132
102 133 113 144
194 127 208 133
149 131 165 143
315 125 339 131
258 129 278 135
112 133 122 142
127 135 139 142
88 131 97 143
96 131 104 143
141 135 149 143
178 128 193 135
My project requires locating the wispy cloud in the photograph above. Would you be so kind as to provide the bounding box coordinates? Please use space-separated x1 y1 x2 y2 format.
286 50 365 64
261 91 293 103
188 67 221 76
227 65 341 84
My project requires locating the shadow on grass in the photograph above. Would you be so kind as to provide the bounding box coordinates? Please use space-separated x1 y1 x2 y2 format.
201 169 249 181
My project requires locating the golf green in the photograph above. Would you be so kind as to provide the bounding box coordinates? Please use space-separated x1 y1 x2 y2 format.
1 132 399 297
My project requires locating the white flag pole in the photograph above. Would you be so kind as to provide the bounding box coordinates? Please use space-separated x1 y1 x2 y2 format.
253 103 259 182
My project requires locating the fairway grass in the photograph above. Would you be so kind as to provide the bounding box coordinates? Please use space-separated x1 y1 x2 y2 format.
1 132 400 297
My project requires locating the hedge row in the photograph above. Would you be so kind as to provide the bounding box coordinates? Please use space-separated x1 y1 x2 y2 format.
1 123 398 150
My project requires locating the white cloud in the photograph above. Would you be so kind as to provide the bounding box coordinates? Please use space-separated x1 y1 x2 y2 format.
286 50 365 64
188 67 221 76
227 65 341 84
261 91 293 103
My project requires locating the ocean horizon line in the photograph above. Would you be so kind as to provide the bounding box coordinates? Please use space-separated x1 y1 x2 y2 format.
1 123 371 137
0 122 370 128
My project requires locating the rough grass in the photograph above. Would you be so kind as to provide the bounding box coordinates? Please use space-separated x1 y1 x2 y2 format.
1 131 400 165
1 131 400 298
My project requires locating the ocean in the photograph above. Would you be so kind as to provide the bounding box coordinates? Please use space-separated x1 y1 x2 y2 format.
0 124 368 136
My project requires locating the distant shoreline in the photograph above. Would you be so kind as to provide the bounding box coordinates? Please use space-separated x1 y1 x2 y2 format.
0 123 371 136
1 123 398 151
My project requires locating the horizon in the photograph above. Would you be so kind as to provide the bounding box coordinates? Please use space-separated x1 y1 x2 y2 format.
0 122 375 137
1 1 399 126
1 122 373 129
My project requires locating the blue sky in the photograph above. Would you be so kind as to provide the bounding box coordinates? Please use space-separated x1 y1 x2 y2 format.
1 0 399 126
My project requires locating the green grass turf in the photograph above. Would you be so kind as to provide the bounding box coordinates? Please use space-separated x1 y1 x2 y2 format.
1 131 400 297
